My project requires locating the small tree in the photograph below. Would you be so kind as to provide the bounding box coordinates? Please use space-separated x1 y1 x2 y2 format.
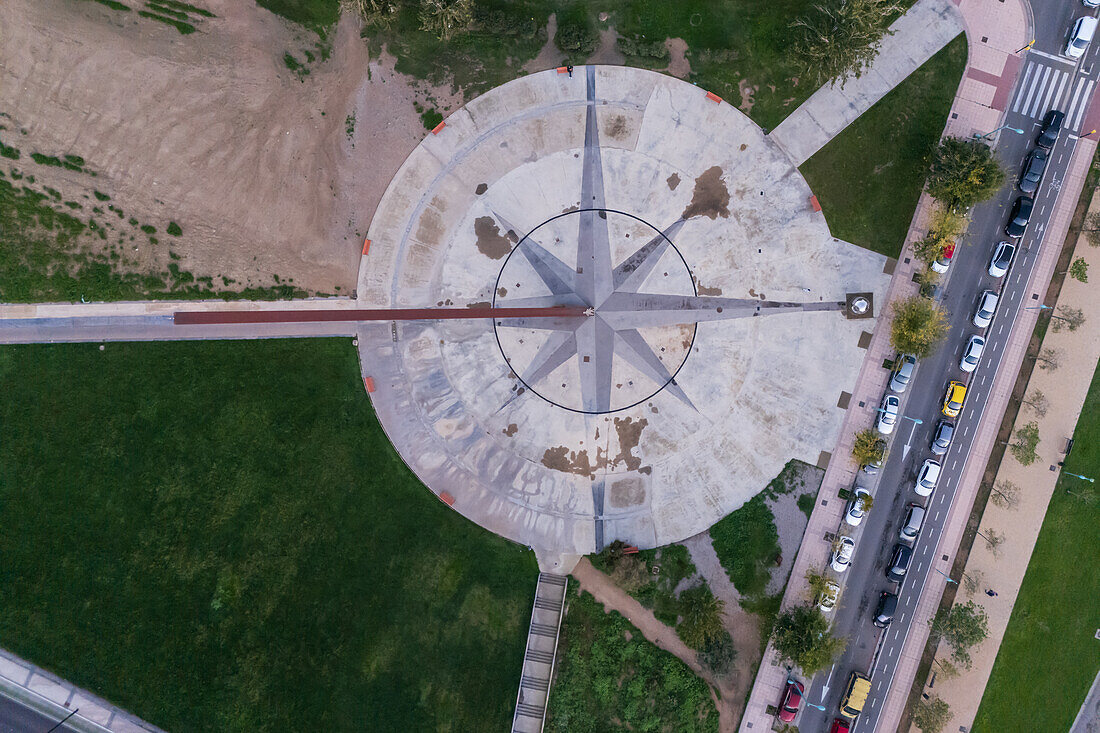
1069 257 1089 282
962 568 985 595
790 0 903 88
891 296 949 357
698 631 737 675
927 137 1007 210
772 604 847 675
913 695 952 733
1009 421 1040 465
1022 389 1049 418
1051 305 1086 333
915 268 941 298
858 492 874 512
418 0 473 40
805 567 833 602
678 584 726 650
852 429 886 467
339 0 403 27
933 658 961 680
1035 347 1062 371
610 553 651 592
978 528 1006 557
914 205 966 265
989 480 1020 510
930 600 989 668
1086 212 1100 247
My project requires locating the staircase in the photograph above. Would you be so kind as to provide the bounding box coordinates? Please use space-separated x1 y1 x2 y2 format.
511 572 569 733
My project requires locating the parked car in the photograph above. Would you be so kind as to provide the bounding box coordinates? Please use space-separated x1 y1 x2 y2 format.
818 580 841 613
831 536 856 573
877 393 900 434
840 673 872 719
973 290 1000 328
874 592 899 628
863 439 887 476
930 420 954 456
779 679 805 722
890 354 917 393
931 242 955 274
943 381 967 418
960 335 986 373
899 503 926 544
1005 198 1033 238
990 241 1016 277
1018 149 1048 194
1065 16 1098 59
845 487 872 526
1037 110 1065 149
915 459 941 497
887 544 913 583
829 719 852 733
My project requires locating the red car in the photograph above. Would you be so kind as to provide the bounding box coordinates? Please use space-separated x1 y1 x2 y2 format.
778 679 804 722
829 718 851 733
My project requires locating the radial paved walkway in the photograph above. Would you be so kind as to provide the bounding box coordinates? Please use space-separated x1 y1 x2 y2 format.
768 0 965 166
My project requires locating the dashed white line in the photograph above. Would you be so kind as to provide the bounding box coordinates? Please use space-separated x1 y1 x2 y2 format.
916 560 924 573
1012 63 1037 113
934 509 941 522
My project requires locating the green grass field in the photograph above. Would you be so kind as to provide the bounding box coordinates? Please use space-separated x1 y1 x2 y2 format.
972 362 1100 732
801 34 968 258
546 588 718 733
0 340 536 732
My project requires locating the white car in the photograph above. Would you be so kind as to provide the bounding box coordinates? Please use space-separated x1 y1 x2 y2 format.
989 241 1015 278
960 335 985 372
877 394 900 435
818 580 841 613
1066 16 1097 59
831 536 856 573
845 487 872 526
973 290 999 328
915 459 941 497
899 503 926 544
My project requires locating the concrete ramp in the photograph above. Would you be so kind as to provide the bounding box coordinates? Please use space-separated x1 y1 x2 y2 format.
769 0 965 166
511 572 568 733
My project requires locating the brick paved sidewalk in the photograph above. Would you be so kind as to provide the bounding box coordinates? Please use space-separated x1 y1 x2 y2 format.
738 0 1034 729
913 190 1100 733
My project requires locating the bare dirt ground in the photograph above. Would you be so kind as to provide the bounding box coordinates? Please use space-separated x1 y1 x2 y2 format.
0 0 450 294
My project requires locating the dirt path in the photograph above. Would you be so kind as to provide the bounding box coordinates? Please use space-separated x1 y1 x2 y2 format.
570 558 740 732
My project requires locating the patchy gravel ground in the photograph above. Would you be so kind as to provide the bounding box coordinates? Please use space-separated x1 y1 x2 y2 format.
0 0 453 294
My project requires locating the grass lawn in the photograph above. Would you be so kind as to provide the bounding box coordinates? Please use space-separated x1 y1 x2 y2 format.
971 362 1100 732
0 340 537 732
546 587 718 733
800 33 967 258
708 494 779 598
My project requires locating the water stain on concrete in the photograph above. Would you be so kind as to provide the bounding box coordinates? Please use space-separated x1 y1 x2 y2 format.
693 275 722 296
609 477 646 508
475 183 488 195
542 446 599 478
682 166 730 220
474 216 513 259
466 300 490 309
497 286 508 297
739 143 747 152
415 208 445 246
503 423 518 437
613 416 648 472
561 204 579 213
666 172 681 190
605 114 628 139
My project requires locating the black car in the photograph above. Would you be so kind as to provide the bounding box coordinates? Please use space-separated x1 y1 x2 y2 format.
1005 196 1034 238
1037 109 1065 149
1018 149 1048 194
873 592 898 628
887 544 913 583
931 420 954 456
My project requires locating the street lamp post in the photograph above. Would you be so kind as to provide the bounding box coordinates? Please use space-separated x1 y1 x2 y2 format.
933 567 958 585
1016 38 1035 54
1063 470 1096 483
875 407 923 425
973 125 1025 141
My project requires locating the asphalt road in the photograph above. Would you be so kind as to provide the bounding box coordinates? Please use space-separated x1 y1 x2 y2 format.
0 693 77 733
796 5 1100 730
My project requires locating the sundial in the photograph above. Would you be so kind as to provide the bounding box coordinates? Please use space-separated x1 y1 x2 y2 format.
353 66 891 571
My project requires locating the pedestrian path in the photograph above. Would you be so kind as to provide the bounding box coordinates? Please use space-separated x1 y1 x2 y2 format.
0 647 163 733
1010 58 1096 129
768 0 964 166
916 190 1100 733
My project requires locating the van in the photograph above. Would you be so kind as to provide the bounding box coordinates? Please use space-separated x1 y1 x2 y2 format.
840 672 872 718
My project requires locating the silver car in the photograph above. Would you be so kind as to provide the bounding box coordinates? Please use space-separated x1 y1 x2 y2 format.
973 290 999 328
831 536 856 573
845 487 872 526
890 355 917 393
960 335 985 373
877 394 900 434
899 503 926 544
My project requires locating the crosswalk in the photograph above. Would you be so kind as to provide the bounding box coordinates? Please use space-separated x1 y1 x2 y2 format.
1010 59 1096 131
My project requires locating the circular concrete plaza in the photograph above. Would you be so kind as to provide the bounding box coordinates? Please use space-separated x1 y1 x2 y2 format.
356 66 890 570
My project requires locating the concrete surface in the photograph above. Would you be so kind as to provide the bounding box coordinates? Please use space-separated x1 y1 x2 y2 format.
356 65 891 570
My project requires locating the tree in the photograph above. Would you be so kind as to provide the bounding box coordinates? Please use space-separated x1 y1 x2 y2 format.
927 137 1007 210
989 479 1020 511
913 695 952 733
1022 389 1049 418
418 0 473 40
1009 421 1040 465
978 528 1006 557
1069 257 1089 282
962 568 985 595
339 0 403 27
1086 211 1100 247
913 205 966 265
890 296 949 357
610 553 651 592
852 429 886 467
805 567 832 602
555 9 598 58
930 600 989 668
858 492 874 512
790 0 903 88
771 604 847 675
915 268 940 298
698 631 737 675
1051 305 1086 333
1035 347 1062 371
677 584 726 650
933 658 961 680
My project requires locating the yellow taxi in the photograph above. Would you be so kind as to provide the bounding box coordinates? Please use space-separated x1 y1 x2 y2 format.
942 381 966 418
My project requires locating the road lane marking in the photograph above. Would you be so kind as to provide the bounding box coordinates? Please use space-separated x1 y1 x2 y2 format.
1072 79 1097 130
1051 72 1070 112
1012 63 1037 113
1030 49 1078 66
1027 67 1054 117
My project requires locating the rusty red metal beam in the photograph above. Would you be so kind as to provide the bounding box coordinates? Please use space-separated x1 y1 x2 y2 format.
173 306 588 325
